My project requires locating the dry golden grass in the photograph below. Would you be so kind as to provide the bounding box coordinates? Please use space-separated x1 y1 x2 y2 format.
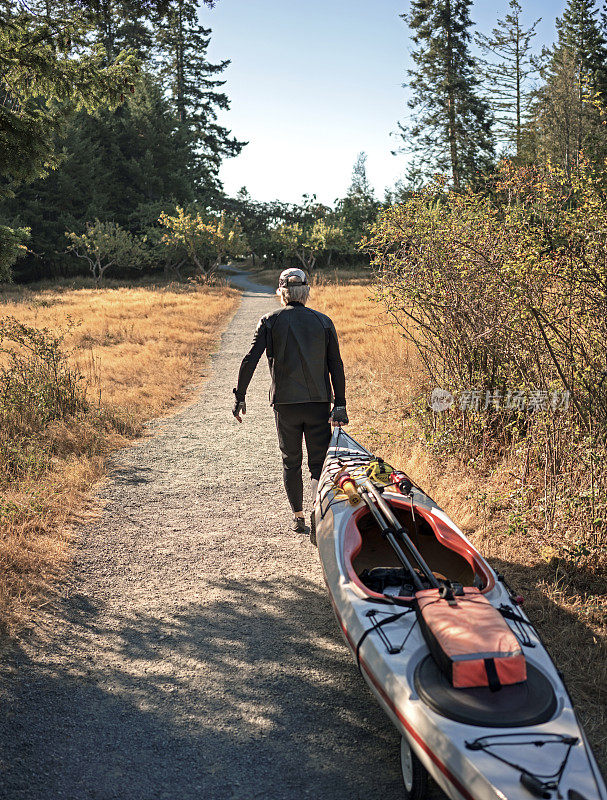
311 283 424 439
311 280 607 770
0 281 240 632
1 283 239 418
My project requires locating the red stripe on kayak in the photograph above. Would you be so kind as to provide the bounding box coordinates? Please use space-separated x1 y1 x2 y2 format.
327 594 478 800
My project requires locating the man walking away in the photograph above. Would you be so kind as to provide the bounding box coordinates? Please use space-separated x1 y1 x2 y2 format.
232 268 348 532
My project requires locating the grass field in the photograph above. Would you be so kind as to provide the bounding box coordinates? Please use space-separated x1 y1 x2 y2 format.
1 271 604 768
311 279 607 769
0 280 240 632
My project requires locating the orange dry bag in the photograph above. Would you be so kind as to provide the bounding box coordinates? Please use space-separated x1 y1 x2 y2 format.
416 586 526 690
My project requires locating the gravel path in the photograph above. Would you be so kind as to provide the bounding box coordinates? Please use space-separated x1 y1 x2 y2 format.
0 273 443 800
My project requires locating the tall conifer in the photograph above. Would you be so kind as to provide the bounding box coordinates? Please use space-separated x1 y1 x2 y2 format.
399 0 494 189
533 0 607 171
475 1 540 158
156 0 245 193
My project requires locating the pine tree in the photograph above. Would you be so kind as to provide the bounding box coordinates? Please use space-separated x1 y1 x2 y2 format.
155 0 245 193
79 0 164 61
0 1 137 276
475 0 540 158
336 153 379 243
399 0 494 189
4 73 195 280
532 0 607 171
559 0 606 81
347 152 375 199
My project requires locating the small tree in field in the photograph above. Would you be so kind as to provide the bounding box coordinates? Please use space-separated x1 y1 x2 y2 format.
158 207 247 279
272 219 347 271
271 222 312 270
66 220 148 286
314 220 350 267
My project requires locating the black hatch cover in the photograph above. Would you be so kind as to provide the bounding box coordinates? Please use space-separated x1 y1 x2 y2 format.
414 655 557 727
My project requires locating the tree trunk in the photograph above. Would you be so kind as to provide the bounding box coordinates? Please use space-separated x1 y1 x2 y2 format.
190 251 207 275
515 17 521 158
173 259 185 281
445 0 460 191
101 0 115 61
97 258 115 287
576 59 583 172
176 0 186 124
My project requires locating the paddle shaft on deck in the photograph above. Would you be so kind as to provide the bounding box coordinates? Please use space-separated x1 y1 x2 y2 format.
358 486 425 592
360 478 439 590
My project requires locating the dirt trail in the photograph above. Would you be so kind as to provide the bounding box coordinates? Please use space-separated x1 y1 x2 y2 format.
0 273 443 800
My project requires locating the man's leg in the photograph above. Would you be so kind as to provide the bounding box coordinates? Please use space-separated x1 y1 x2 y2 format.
303 402 332 489
274 404 305 515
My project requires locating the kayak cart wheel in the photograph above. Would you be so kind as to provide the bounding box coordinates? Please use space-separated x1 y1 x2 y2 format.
309 511 317 546
400 736 428 800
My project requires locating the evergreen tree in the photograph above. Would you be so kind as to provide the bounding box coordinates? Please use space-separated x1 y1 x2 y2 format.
399 0 494 189
75 0 171 61
348 152 375 199
336 152 379 243
0 1 137 276
155 0 246 193
532 0 607 171
559 0 606 81
475 0 540 158
4 73 194 280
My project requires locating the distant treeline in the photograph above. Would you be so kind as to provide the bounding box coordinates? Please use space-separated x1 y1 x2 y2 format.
394 0 607 191
0 1 379 283
3 0 607 284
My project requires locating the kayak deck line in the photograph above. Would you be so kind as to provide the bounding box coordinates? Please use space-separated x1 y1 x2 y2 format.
314 427 607 800
316 530 479 800
326 588 479 800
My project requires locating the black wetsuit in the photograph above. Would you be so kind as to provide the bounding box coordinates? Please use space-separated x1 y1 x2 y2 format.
235 301 346 511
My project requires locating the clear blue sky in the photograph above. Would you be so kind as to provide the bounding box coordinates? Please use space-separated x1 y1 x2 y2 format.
205 0 566 205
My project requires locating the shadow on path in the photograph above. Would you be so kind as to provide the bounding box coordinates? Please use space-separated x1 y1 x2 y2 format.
0 577 450 800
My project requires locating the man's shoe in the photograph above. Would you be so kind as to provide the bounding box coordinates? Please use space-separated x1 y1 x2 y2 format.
291 516 306 533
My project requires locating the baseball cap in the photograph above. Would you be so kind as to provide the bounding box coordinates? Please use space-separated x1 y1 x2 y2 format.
278 268 308 288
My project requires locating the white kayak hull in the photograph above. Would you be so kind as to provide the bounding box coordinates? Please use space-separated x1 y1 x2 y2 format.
314 428 607 800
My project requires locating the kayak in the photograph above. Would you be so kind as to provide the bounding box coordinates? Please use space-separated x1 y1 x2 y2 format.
312 427 607 800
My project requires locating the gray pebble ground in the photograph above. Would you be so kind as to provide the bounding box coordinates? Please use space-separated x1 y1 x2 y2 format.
0 272 445 800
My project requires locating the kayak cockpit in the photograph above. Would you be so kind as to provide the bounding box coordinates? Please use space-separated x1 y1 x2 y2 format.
342 494 494 599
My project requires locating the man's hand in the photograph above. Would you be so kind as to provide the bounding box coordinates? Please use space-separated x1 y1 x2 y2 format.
232 390 246 422
330 405 348 426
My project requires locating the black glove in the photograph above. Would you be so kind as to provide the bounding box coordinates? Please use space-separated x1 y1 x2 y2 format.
232 389 246 422
330 405 348 426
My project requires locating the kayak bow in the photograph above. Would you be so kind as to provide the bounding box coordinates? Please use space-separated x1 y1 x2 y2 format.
313 427 607 800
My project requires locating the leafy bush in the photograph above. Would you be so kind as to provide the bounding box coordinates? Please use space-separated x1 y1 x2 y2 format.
0 317 88 481
367 159 607 551
0 224 29 283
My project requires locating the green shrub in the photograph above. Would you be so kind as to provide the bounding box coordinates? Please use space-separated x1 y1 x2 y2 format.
0 317 88 481
367 159 607 552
